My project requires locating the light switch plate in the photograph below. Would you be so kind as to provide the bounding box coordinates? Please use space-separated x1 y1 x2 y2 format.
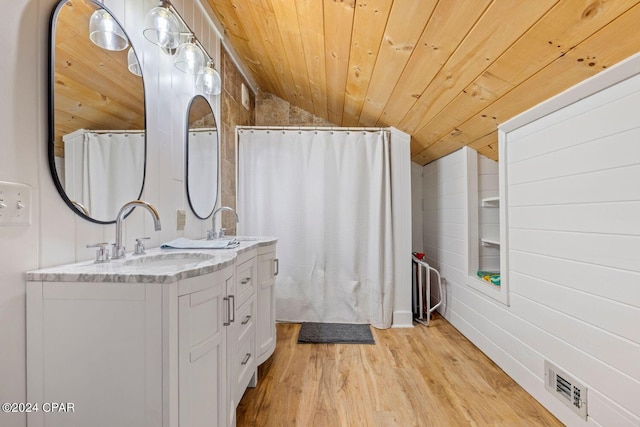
0 181 32 226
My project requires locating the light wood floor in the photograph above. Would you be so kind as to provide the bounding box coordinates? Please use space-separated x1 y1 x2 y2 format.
237 315 563 426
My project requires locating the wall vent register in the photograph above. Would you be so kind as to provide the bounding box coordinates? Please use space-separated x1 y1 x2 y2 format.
544 360 587 420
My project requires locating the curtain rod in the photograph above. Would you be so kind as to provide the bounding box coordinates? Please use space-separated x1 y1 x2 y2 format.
236 126 390 132
84 129 145 135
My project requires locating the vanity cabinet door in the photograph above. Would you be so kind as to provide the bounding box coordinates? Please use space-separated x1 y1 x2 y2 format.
256 243 277 364
178 274 229 427
26 282 163 427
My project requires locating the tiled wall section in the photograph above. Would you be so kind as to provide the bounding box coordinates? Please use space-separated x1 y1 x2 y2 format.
220 49 255 234
255 92 335 127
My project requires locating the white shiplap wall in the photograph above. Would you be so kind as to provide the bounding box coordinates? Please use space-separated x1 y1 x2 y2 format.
422 55 640 426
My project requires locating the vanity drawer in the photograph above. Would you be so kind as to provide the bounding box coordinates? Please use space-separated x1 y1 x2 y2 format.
234 328 256 402
235 297 255 343
235 257 256 306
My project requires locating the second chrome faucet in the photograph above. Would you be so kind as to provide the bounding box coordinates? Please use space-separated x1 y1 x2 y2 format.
207 206 238 240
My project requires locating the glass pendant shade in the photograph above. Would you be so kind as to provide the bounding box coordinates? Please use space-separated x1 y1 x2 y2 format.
89 9 129 51
196 61 222 95
143 3 180 50
174 36 205 74
127 47 142 76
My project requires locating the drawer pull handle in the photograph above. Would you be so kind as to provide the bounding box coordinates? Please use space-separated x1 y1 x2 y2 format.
241 277 251 285
229 295 235 323
223 297 231 326
274 258 279 276
241 353 251 365
241 315 251 325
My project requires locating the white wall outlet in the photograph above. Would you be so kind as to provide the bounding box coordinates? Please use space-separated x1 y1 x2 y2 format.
0 181 32 226
176 209 186 231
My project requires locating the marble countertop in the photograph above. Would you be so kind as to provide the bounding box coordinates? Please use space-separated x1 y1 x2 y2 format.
26 236 277 284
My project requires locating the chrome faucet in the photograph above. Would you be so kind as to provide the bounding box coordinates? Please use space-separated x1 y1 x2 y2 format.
207 206 238 240
113 200 162 259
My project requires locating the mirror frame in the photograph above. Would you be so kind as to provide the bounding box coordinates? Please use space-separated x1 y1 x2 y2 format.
185 95 219 220
48 0 147 224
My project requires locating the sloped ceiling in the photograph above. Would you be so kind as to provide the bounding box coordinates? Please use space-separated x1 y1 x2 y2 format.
206 0 640 164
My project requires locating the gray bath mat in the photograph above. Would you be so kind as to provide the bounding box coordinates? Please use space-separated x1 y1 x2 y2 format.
297 322 375 344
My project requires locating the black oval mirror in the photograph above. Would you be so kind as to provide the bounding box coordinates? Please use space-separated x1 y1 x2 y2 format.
49 0 146 223
186 95 218 219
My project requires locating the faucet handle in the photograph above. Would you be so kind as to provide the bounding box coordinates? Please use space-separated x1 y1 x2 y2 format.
87 242 110 263
206 229 215 240
111 243 126 259
134 237 150 255
218 228 226 239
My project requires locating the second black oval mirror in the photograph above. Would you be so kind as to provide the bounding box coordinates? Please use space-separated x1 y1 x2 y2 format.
186 95 218 219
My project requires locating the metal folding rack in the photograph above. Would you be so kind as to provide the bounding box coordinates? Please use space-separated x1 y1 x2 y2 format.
412 255 444 326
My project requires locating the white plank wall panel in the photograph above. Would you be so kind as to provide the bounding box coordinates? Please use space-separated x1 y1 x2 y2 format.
509 202 640 235
508 129 640 186
510 229 640 272
506 74 640 163
508 165 640 207
502 60 640 423
510 290 640 382
509 251 640 307
421 57 640 425
510 270 640 340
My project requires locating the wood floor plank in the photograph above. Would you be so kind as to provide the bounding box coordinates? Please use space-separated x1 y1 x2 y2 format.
237 317 562 426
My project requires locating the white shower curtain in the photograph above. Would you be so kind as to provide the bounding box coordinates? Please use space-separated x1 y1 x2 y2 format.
238 129 395 328
64 130 144 220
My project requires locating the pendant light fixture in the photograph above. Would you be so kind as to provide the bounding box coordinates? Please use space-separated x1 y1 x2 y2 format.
142 0 221 94
196 60 222 95
174 35 205 74
127 47 142 76
89 9 129 51
143 0 180 50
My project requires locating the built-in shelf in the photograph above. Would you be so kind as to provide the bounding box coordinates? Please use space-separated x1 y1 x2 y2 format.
481 196 500 207
481 238 500 247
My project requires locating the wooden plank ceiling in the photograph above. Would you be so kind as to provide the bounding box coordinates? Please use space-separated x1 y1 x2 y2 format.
206 0 640 165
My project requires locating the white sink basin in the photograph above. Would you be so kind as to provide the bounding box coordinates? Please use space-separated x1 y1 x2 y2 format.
123 253 216 268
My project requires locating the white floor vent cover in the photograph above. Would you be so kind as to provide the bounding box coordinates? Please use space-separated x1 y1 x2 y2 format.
544 360 587 420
